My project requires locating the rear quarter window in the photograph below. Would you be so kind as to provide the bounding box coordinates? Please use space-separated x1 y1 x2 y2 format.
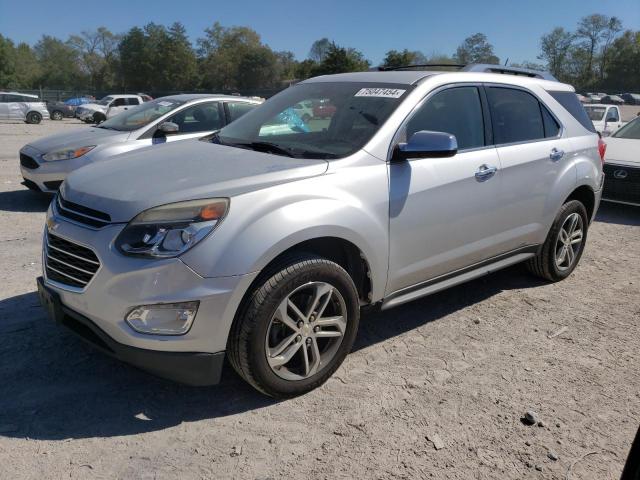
548 91 596 133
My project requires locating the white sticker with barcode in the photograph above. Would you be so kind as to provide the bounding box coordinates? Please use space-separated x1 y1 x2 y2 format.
158 101 174 106
355 88 406 98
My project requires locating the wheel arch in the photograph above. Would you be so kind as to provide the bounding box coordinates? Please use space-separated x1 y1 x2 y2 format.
565 184 596 222
250 236 374 306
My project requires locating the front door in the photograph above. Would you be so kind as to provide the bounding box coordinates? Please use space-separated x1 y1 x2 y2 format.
387 85 505 295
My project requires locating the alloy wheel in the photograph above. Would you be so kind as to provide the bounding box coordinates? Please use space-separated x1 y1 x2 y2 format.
265 281 347 381
555 212 584 271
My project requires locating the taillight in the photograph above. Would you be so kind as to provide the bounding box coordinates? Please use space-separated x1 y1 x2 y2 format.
598 138 606 165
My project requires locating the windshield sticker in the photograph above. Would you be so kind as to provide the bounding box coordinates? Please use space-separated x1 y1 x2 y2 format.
355 88 406 98
157 101 174 107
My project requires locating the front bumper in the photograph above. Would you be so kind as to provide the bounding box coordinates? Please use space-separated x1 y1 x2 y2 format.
41 209 259 380
602 163 640 206
37 277 225 385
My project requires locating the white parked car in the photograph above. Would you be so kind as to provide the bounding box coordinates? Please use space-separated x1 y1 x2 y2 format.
583 104 626 136
0 92 50 124
602 116 640 206
75 94 145 123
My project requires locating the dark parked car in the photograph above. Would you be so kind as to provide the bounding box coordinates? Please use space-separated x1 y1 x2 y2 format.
601 95 625 105
47 101 75 120
621 93 640 105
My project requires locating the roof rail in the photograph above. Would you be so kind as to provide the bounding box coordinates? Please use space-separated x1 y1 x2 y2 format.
461 64 558 81
375 64 465 72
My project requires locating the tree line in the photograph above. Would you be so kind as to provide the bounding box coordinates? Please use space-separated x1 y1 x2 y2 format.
0 14 638 95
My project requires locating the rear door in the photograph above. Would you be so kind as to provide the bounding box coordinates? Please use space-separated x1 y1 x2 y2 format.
486 85 574 250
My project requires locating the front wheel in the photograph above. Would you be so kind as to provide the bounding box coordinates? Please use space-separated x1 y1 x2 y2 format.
92 112 106 124
526 200 588 282
51 110 63 120
228 255 360 398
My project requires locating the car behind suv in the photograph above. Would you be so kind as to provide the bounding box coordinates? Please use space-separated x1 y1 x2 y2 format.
37 65 603 397
20 94 261 193
0 92 50 124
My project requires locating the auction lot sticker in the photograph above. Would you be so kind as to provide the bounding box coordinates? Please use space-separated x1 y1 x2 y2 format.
355 88 406 98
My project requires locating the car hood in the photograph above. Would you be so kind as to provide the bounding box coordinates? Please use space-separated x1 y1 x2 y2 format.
80 103 107 112
62 140 329 223
604 137 640 167
25 127 128 154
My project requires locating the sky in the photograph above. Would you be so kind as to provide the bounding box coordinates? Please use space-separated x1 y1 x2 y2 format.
1 0 639 65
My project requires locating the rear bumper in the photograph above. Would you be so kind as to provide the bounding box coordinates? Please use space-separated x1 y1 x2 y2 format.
37 276 225 386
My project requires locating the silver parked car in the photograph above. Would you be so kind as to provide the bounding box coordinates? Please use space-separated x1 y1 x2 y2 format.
0 92 50 124
37 66 603 397
20 94 261 192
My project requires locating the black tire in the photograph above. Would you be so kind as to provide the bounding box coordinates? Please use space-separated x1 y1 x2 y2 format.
26 112 42 124
51 110 63 120
93 112 106 124
526 200 588 282
228 254 360 398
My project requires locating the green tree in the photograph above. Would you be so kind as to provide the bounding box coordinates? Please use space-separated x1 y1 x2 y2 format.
160 22 198 90
197 22 279 91
575 14 610 83
68 27 120 90
454 33 499 65
33 35 83 88
381 49 427 68
603 30 640 91
538 27 574 82
311 42 370 76
598 16 623 81
308 38 331 62
119 26 152 90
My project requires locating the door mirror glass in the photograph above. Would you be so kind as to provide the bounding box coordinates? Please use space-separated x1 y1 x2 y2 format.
394 130 458 161
158 121 179 134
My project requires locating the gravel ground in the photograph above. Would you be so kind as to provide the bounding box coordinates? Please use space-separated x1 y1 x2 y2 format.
0 119 639 480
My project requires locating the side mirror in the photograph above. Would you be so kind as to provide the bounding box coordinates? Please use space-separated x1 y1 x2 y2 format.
393 130 458 161
158 121 179 134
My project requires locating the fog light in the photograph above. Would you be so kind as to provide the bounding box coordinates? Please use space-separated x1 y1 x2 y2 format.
125 301 199 335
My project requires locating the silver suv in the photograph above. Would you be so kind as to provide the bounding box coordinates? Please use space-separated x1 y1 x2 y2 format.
0 92 50 124
37 66 604 398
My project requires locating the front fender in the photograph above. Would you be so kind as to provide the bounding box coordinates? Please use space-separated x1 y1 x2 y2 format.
180 158 390 301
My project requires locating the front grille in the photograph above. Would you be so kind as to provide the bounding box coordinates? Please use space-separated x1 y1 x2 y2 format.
45 233 101 289
603 164 640 204
20 153 39 169
55 195 112 229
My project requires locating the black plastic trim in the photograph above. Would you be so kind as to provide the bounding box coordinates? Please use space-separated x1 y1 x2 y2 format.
37 277 224 386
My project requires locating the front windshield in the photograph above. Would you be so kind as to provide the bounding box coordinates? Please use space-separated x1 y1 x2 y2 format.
98 98 185 132
215 82 413 159
98 96 113 106
612 117 640 140
585 106 606 121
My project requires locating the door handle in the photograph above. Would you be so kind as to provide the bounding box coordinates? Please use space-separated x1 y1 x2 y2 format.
550 148 564 162
475 164 498 182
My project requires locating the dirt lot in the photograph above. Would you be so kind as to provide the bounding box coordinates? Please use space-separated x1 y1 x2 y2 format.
0 119 638 480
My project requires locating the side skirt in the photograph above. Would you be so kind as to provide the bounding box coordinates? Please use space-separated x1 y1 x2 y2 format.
381 245 539 310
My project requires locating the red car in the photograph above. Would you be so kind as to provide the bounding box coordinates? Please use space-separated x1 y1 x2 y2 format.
313 101 336 118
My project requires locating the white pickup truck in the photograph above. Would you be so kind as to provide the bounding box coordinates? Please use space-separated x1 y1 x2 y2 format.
75 94 145 123
583 104 626 136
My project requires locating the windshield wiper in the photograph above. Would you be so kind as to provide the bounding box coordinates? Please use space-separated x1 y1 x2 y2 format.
247 141 296 158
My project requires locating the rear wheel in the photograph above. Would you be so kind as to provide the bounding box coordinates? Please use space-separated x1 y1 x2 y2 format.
228 255 360 398
526 200 588 282
51 110 63 120
26 112 42 124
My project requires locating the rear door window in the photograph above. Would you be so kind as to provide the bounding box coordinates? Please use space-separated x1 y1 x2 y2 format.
127 98 141 106
486 87 545 144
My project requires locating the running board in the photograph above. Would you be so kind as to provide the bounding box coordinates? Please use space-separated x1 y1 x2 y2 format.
381 246 538 310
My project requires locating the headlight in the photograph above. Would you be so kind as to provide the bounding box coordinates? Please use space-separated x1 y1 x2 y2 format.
42 145 95 162
115 198 229 258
